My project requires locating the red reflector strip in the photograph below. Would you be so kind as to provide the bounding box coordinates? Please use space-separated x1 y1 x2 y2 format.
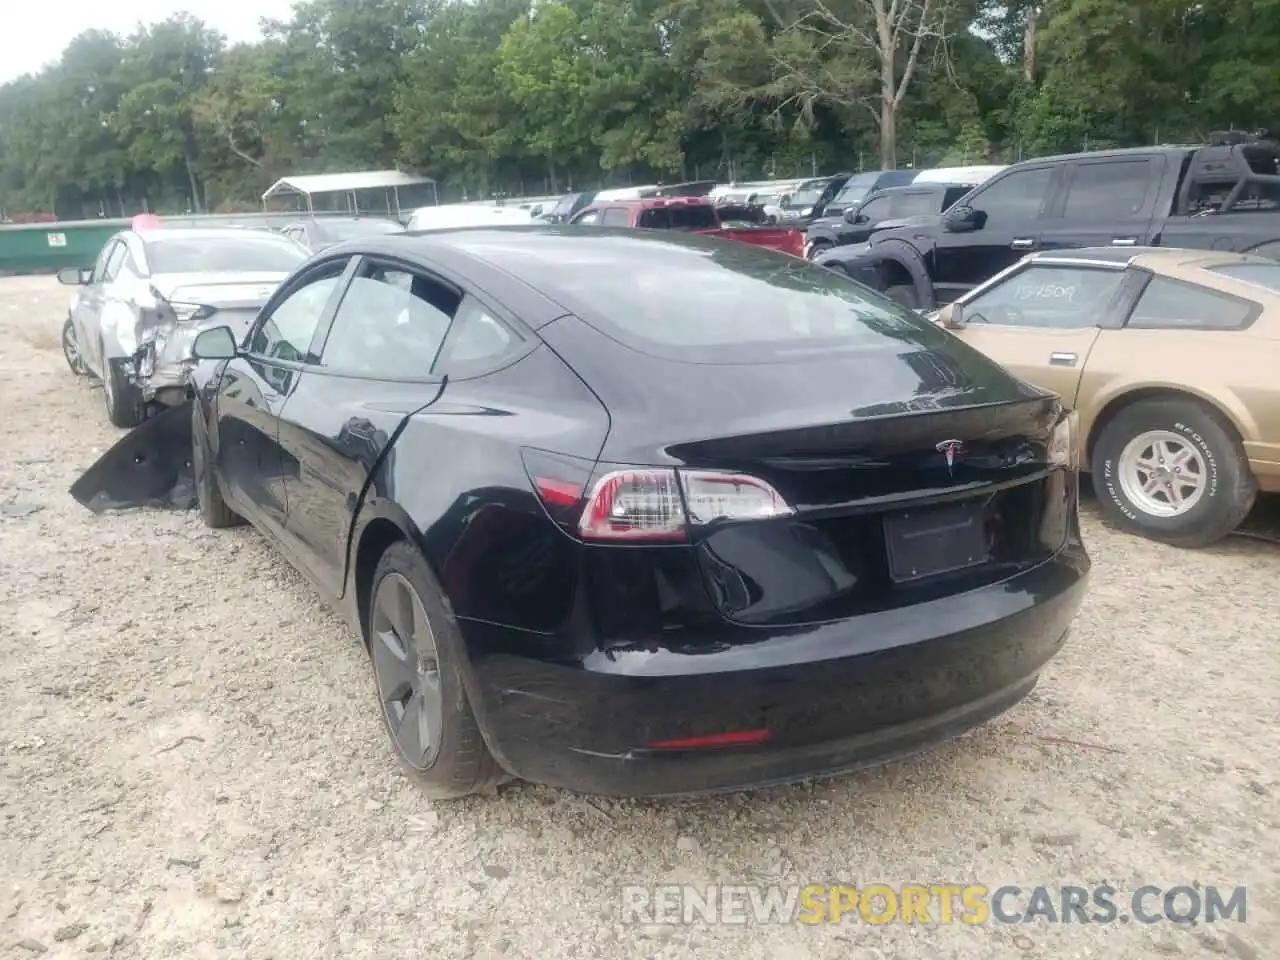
648 728 770 750
533 476 583 506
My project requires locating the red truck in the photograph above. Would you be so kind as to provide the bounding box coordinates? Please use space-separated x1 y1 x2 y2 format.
567 196 805 257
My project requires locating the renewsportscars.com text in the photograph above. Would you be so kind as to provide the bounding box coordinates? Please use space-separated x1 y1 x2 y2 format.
620 883 1248 927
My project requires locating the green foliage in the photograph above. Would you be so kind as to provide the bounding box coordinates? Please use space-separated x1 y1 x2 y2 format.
2 0 1280 216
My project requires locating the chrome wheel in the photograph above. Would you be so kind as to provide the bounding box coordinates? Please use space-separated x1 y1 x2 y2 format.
1118 429 1207 518
370 572 444 771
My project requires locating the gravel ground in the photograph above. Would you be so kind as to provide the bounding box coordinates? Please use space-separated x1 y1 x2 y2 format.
0 275 1277 960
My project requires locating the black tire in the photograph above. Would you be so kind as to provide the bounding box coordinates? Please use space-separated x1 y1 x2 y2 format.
805 239 832 260
1091 397 1256 548
62 316 87 376
102 352 147 428
192 401 243 529
884 284 922 310
368 542 506 798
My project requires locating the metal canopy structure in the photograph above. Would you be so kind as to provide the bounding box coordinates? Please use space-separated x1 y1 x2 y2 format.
261 170 439 217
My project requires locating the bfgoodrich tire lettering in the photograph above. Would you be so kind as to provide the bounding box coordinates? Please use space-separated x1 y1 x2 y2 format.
1091 397 1256 547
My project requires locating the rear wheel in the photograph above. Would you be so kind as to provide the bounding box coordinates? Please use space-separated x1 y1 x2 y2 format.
101 347 146 428
62 316 87 376
1091 397 1256 547
192 401 243 529
884 284 921 310
368 542 506 798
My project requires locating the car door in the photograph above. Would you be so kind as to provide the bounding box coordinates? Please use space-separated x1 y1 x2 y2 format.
216 257 354 539
944 261 1135 407
75 239 125 377
273 259 464 598
841 193 895 244
1037 156 1164 253
932 165 1061 299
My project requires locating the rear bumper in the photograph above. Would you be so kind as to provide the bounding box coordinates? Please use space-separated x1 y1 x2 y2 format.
460 544 1089 797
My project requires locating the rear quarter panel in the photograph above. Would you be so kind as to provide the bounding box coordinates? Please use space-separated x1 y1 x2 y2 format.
698 226 805 257
1077 327 1280 447
356 344 610 634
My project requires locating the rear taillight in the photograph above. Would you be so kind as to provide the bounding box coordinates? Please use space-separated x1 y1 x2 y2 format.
522 449 794 543
578 467 793 542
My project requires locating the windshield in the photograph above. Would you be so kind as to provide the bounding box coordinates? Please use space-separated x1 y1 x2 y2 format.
317 220 404 241
496 234 938 364
831 175 879 208
147 235 307 274
1208 262 1280 292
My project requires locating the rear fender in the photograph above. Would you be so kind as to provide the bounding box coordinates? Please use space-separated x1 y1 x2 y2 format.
69 401 195 513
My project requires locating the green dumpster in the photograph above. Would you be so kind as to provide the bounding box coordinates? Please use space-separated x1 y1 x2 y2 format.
0 218 130 274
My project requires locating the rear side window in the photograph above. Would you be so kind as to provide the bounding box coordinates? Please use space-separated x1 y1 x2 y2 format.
637 206 719 229
893 191 939 217
1062 160 1153 221
600 207 632 227
1127 276 1258 330
1208 262 1280 292
320 265 459 378
856 196 892 221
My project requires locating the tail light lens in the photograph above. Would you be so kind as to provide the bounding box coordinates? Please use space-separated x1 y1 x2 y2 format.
522 449 794 543
1047 411 1078 469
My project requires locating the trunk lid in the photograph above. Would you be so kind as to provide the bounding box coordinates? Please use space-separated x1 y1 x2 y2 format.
150 271 289 311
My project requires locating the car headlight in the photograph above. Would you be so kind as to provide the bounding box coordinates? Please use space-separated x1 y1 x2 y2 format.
1047 411 1079 469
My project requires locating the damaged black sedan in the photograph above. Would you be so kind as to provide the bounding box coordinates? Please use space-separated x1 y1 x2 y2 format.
72 227 1089 799
59 224 309 427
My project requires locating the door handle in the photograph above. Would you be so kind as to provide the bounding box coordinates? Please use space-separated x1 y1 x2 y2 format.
1049 352 1078 366
1011 238 1036 250
1111 237 1137 246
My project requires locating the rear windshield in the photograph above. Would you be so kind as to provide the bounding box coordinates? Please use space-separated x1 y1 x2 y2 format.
1207 262 1280 292
316 219 405 241
530 236 940 364
637 206 719 230
147 235 307 273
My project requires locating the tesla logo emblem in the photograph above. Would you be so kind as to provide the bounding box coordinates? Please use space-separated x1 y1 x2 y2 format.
936 439 965 476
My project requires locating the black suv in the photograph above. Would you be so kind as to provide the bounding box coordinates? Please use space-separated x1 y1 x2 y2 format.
816 132 1280 309
804 182 977 259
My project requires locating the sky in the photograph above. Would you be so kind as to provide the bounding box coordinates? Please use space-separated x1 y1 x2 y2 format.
0 0 298 83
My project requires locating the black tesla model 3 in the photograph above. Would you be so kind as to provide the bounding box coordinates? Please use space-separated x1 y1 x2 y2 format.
72 227 1090 798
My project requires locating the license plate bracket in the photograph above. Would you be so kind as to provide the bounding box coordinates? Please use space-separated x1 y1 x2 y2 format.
883 502 990 582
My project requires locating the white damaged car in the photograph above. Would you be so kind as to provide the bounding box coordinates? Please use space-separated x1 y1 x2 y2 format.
59 224 309 427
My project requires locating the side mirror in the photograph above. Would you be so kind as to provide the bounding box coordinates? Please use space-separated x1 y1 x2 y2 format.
57 267 91 286
191 325 239 360
939 303 967 329
943 205 979 233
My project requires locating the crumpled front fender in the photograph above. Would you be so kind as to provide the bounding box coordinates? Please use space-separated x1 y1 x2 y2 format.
69 402 196 513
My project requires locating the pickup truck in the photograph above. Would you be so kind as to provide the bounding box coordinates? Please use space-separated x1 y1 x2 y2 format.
569 196 805 257
803 181 978 259
815 132 1280 309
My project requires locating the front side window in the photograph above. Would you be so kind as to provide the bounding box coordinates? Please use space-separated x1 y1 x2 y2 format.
248 268 344 361
1062 160 1152 221
970 168 1055 228
855 196 892 222
102 242 128 282
1127 276 1257 330
963 264 1127 329
320 264 458 378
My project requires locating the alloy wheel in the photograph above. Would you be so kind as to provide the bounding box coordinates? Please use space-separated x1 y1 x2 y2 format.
63 321 84 374
370 572 444 771
1117 429 1207 518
